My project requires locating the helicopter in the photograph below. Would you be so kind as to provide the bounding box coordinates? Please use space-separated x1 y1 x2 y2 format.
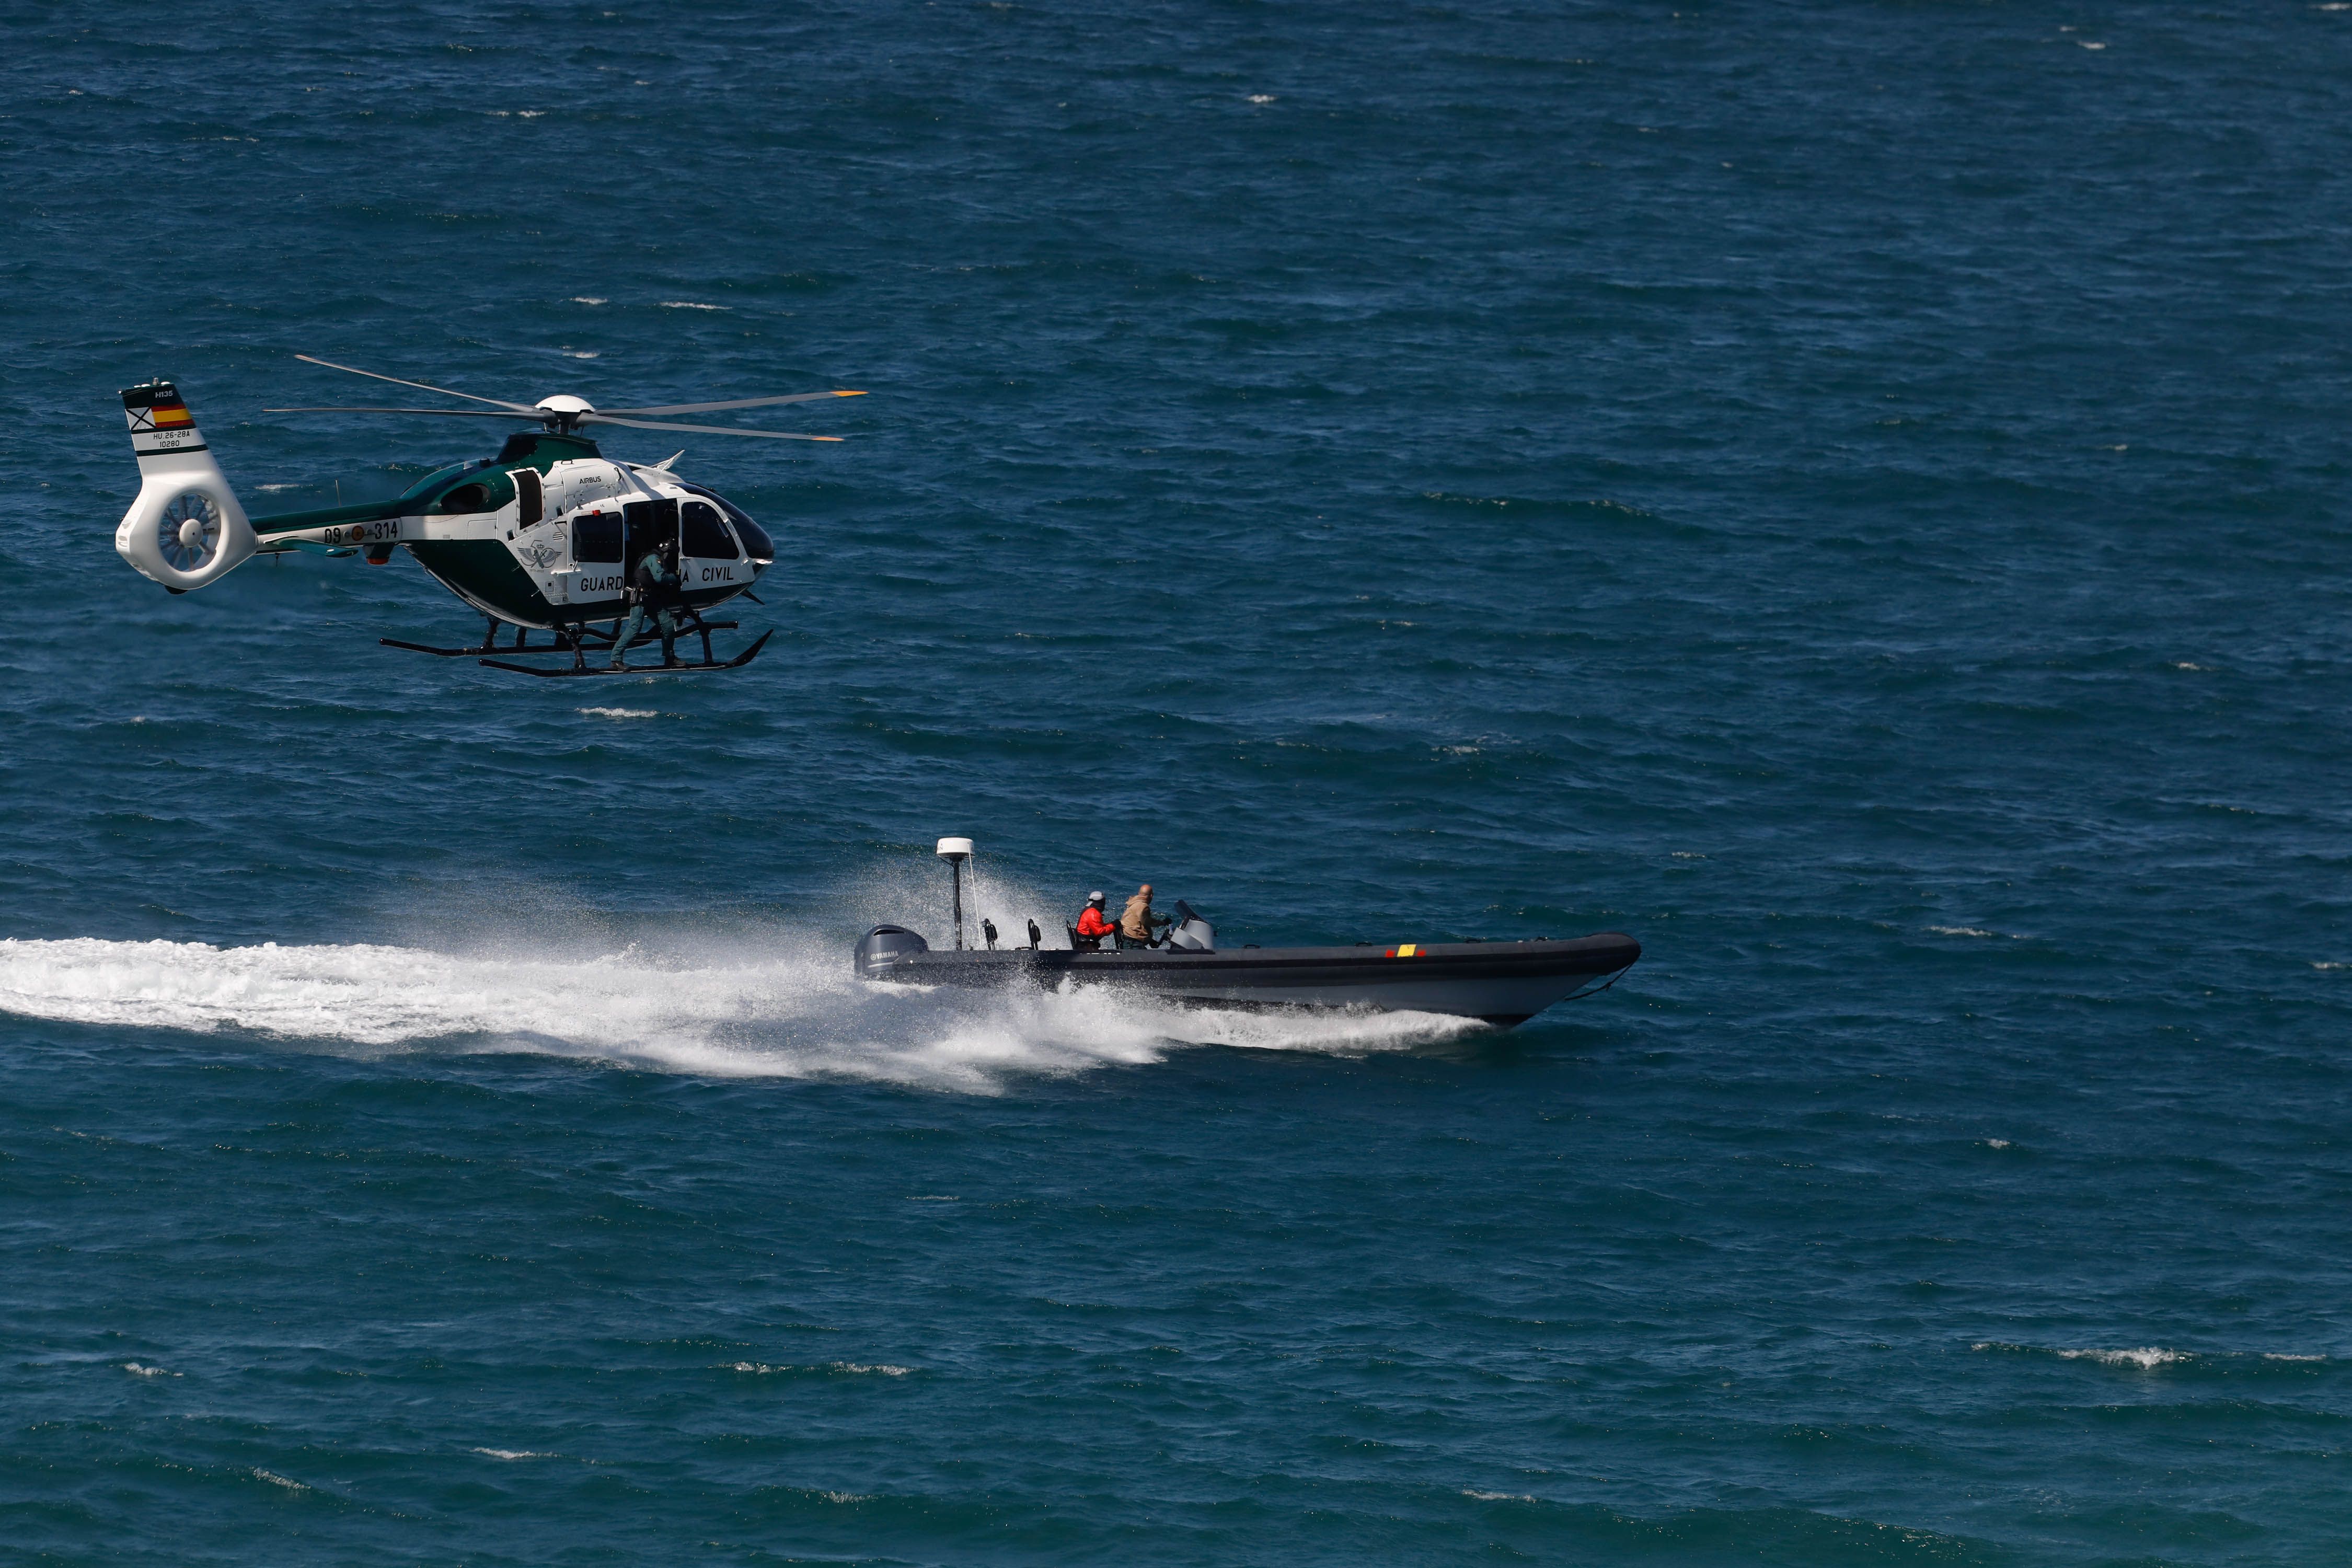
112 355 863 675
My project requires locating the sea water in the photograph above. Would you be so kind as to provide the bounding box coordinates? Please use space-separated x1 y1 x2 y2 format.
4 3 2351 1562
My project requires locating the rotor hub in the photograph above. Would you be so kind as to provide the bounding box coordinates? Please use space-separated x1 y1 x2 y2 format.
532 393 596 432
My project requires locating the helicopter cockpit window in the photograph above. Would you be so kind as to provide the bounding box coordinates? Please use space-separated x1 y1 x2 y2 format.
681 500 737 559
683 484 774 560
573 511 624 563
732 511 775 561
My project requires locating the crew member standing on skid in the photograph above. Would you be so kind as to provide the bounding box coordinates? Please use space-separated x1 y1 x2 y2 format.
612 536 683 668
1120 884 1170 948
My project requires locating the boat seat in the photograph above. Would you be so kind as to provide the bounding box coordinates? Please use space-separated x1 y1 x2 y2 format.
1068 925 1103 952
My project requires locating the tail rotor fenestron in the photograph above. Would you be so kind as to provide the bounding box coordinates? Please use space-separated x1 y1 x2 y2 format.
113 381 258 593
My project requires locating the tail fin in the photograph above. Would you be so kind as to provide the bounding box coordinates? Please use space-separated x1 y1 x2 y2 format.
113 381 258 593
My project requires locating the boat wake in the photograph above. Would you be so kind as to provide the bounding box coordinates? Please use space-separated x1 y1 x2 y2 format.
0 936 1488 1092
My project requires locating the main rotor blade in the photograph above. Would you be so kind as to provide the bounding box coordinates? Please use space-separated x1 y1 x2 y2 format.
581 413 844 441
266 405 533 419
294 355 536 412
597 390 867 417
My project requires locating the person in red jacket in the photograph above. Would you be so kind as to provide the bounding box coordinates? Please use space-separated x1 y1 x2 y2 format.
1073 892 1117 949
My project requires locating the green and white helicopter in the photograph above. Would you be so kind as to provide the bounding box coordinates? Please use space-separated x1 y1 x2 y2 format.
113 355 862 675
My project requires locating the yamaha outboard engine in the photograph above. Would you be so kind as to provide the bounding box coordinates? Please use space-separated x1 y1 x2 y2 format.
1166 901 1215 952
855 924 930 977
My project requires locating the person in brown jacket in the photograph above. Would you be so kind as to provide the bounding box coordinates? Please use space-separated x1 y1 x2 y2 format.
1120 884 1171 947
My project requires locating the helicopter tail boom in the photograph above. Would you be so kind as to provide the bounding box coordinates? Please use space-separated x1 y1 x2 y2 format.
114 381 258 592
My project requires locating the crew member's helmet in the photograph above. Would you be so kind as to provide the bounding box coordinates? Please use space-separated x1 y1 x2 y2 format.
1087 891 1105 904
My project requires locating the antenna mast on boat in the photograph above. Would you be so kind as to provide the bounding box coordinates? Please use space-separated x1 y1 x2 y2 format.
936 837 974 950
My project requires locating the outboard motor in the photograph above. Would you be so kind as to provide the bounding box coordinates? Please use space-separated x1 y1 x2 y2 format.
855 924 930 977
1166 901 1216 952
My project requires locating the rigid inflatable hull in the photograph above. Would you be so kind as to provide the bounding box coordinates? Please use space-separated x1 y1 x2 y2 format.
857 933 1640 1027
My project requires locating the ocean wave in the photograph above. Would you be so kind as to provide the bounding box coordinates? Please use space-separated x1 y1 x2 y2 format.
0 937 1480 1092
2057 1346 2185 1369
1970 1342 2327 1369
1972 1341 2185 1368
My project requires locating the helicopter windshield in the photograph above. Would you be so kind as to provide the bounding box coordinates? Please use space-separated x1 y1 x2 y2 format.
681 483 773 561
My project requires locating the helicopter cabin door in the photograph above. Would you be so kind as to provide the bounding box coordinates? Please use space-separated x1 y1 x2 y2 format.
621 498 679 570
567 509 626 607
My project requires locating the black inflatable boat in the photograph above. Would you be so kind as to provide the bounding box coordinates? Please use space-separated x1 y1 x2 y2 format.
854 841 1637 1027
855 923 1639 1027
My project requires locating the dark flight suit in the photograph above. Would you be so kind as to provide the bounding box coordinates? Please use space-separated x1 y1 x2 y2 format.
612 549 682 667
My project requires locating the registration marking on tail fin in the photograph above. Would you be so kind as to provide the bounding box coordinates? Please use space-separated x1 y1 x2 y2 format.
122 382 208 457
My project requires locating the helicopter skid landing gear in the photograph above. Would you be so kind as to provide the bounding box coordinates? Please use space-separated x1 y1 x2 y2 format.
482 629 773 678
381 625 597 659
383 610 764 675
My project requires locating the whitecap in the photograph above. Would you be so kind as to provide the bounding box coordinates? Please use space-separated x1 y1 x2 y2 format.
1928 926 2004 938
122 1362 179 1377
1463 1490 1536 1502
1983 1138 2011 1149
253 1469 307 1491
578 707 658 719
833 1363 913 1376
2264 1353 2327 1362
1247 94 1277 104
570 297 607 305
659 301 730 310
2058 1347 2184 1368
472 1447 557 1459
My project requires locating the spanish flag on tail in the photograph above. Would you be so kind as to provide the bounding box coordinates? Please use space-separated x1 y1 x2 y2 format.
122 381 204 456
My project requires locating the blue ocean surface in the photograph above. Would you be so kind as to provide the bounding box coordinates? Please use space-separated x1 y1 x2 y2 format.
5 2 2352 1561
